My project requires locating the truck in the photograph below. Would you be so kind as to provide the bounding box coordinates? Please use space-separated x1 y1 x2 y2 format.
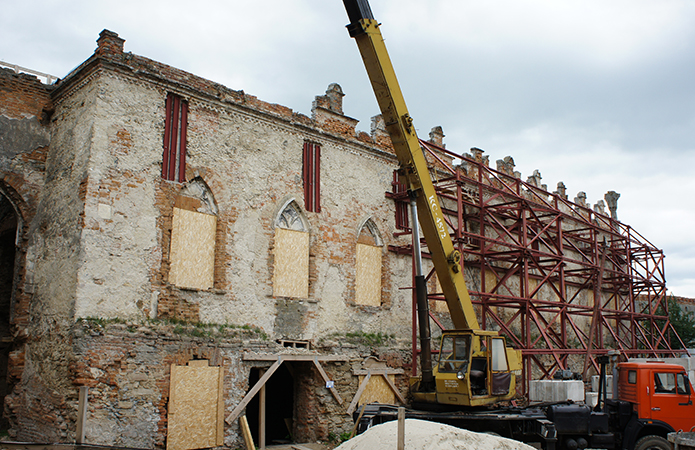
340 1 695 449
353 358 695 450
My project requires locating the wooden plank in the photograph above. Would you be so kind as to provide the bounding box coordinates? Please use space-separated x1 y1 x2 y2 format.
312 357 343 405
239 415 255 450
168 361 221 450
353 368 404 375
76 386 88 444
259 368 266 450
349 404 368 439
347 370 371 415
381 373 406 405
397 407 405 450
187 360 209 367
226 358 283 424
243 353 349 362
216 365 225 446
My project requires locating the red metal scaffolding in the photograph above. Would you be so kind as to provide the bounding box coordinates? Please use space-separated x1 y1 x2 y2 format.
390 140 687 391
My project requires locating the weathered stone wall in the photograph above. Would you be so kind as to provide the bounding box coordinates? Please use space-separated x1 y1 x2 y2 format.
46 32 415 344
65 321 409 449
6 64 103 442
0 27 657 447
1 30 417 444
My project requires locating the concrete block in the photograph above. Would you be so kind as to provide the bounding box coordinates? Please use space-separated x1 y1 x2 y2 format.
590 374 613 398
586 391 598 408
529 380 585 403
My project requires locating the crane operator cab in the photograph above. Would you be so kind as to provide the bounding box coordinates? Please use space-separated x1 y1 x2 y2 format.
414 330 522 407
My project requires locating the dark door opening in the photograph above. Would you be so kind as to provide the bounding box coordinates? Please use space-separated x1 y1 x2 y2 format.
0 195 17 431
247 364 294 445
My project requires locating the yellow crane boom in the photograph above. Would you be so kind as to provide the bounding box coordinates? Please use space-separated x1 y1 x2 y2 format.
343 0 479 331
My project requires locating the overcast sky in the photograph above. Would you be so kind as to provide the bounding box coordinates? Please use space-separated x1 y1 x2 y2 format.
2 0 694 297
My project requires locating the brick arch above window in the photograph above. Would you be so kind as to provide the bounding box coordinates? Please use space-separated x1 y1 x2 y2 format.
272 199 310 298
355 217 383 307
168 177 218 291
357 217 383 247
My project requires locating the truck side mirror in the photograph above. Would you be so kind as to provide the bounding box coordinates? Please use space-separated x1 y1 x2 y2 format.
678 373 692 406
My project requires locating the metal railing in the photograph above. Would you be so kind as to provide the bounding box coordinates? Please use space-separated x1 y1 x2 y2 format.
0 60 58 84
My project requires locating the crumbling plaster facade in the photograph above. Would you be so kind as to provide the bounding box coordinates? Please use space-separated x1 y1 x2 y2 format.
0 28 653 448
0 30 422 447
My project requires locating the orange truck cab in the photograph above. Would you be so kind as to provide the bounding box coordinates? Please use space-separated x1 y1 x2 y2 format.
615 361 695 449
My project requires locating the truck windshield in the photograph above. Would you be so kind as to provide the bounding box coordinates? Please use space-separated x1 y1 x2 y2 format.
438 335 471 373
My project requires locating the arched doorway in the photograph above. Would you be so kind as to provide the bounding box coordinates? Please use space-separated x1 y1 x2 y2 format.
0 193 18 430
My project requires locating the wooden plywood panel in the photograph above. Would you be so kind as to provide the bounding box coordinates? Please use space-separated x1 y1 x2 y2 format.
168 361 224 450
169 207 216 290
355 243 381 306
484 269 498 315
358 374 396 405
430 274 448 313
273 228 309 298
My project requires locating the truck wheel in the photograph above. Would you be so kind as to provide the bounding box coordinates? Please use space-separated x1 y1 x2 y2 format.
634 435 669 450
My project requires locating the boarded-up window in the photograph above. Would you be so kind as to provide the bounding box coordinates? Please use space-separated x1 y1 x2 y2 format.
358 374 397 406
392 170 409 230
168 178 218 290
169 208 217 290
273 201 309 298
167 360 224 450
355 218 382 306
356 244 382 306
429 273 448 313
273 228 309 298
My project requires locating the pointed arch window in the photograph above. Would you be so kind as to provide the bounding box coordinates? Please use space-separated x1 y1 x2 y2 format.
355 218 383 306
273 200 310 298
168 178 218 290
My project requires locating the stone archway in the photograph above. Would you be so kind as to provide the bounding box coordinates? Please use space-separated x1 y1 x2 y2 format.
0 193 18 430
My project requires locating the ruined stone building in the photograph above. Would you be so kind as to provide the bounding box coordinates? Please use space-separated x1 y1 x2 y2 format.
0 30 679 449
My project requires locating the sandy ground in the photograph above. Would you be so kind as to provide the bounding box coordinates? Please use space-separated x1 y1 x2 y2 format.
334 418 536 450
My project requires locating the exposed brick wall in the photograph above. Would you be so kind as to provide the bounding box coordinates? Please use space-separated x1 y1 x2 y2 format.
0 68 54 435
1 29 414 446
0 68 53 121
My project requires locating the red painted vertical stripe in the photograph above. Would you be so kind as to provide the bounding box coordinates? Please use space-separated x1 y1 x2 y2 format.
307 142 314 211
303 142 310 210
162 94 173 178
168 96 180 181
303 142 322 212
314 144 321 212
178 100 188 183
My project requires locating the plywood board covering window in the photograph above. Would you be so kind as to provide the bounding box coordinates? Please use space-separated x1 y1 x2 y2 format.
273 227 309 298
358 374 396 405
355 243 381 306
169 207 216 290
167 360 224 450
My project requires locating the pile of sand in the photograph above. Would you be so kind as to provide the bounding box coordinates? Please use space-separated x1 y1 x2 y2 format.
335 418 536 450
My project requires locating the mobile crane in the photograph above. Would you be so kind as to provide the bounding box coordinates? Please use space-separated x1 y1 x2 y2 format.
341 1 695 449
342 0 522 409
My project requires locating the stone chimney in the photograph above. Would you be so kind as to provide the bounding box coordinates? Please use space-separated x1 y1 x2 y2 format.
311 83 358 137
604 191 620 220
96 30 125 58
554 182 567 199
428 126 445 148
313 83 345 115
